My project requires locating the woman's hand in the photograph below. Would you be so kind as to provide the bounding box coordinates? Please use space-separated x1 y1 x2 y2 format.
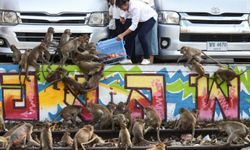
116 34 124 41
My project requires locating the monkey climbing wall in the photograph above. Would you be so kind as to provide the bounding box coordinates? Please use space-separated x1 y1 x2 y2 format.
0 64 249 122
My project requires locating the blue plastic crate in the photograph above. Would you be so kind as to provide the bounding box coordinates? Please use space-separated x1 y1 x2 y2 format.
96 38 127 64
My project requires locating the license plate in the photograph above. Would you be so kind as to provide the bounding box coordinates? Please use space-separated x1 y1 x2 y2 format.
207 41 228 51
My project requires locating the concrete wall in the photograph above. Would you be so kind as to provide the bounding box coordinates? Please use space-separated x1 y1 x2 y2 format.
0 64 249 122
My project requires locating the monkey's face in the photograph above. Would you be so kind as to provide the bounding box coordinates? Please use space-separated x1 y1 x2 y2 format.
10 45 16 51
64 29 71 35
48 27 55 33
39 42 48 51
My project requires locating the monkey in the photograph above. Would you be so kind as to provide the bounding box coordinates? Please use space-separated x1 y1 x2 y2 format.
86 103 112 129
32 133 40 144
112 114 129 130
10 45 22 64
18 49 31 84
217 121 250 145
83 63 104 91
189 60 205 77
22 42 49 84
42 66 68 90
6 123 40 150
118 123 132 150
146 143 166 150
213 68 247 87
177 46 224 67
113 102 127 115
74 60 105 76
3 123 24 137
107 102 117 115
72 51 106 63
59 36 89 65
80 133 105 148
0 110 7 132
59 29 71 47
73 125 94 150
43 27 55 48
144 106 162 142
132 118 157 146
0 136 9 148
40 122 53 150
59 132 73 147
175 108 196 138
53 105 82 125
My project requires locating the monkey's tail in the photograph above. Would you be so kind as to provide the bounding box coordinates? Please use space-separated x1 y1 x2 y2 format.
73 137 79 150
201 51 225 68
23 62 29 85
80 137 98 147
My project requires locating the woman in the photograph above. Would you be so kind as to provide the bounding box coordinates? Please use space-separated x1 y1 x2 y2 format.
116 0 157 64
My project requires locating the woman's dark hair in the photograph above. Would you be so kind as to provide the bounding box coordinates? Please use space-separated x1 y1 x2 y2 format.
115 0 129 8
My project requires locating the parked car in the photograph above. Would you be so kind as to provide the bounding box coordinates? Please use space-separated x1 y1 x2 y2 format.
155 0 250 61
0 0 109 55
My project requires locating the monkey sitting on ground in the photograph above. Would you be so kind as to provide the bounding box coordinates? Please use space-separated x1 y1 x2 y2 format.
213 68 247 87
59 132 73 147
144 106 162 142
132 118 156 146
217 121 250 145
177 46 224 67
118 123 132 150
73 125 94 150
6 123 40 150
53 105 82 126
40 122 53 150
10 45 22 64
59 35 89 65
146 143 166 150
175 108 196 138
42 66 68 90
86 103 112 129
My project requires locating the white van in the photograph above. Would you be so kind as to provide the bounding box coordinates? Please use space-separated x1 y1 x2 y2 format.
155 0 250 61
0 0 109 55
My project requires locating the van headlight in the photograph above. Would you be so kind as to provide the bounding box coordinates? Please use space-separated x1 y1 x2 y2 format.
87 12 109 27
0 11 21 25
158 11 180 25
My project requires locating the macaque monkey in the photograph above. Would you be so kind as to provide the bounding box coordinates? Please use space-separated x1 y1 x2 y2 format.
59 29 71 47
44 27 55 48
146 143 166 150
42 66 68 90
177 46 224 67
190 60 205 77
132 119 156 145
53 105 82 125
40 122 53 150
60 132 73 147
59 36 89 65
118 123 132 150
72 51 105 63
107 102 117 115
80 133 105 148
6 123 40 150
86 103 112 129
18 49 31 84
213 68 247 87
10 45 22 63
73 125 94 150
113 102 127 115
3 123 23 137
83 64 104 91
112 114 129 130
32 133 40 144
144 106 162 142
0 136 9 148
175 108 196 138
0 110 7 131
74 60 104 76
217 121 250 145
84 42 97 54
22 42 49 84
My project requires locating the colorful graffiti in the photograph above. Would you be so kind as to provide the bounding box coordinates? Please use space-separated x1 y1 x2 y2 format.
0 64 249 122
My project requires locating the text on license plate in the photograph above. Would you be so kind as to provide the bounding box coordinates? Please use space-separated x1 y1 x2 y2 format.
207 41 228 51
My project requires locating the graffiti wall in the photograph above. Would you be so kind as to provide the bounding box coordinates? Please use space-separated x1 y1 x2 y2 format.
0 64 249 122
